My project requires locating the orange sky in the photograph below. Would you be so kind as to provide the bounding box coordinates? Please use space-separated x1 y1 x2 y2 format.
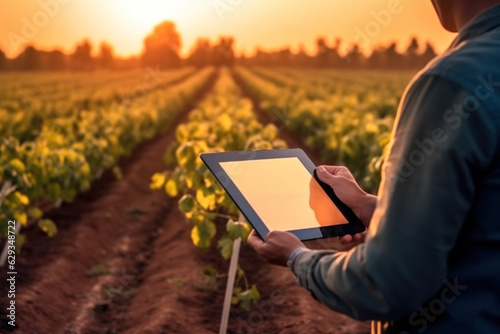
0 0 456 58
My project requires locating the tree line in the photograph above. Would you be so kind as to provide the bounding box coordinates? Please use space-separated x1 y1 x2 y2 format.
0 21 437 71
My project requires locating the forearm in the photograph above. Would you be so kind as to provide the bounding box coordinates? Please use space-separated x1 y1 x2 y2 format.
360 194 377 226
291 244 393 320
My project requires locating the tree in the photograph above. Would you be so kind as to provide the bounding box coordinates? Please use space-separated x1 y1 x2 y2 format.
0 48 6 70
367 46 386 68
315 37 329 67
344 43 364 68
187 38 212 67
384 42 403 69
420 42 437 66
16 45 42 70
141 21 182 68
329 38 343 67
405 37 420 68
71 39 94 71
294 44 312 67
98 42 114 69
212 37 235 67
276 47 293 67
314 37 342 67
46 50 67 71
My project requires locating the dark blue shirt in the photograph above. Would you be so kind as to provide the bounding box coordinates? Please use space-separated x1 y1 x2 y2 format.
293 4 500 333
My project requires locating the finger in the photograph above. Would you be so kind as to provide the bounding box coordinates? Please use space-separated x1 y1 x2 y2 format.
353 232 367 242
316 167 351 186
352 234 363 242
247 231 264 251
247 236 264 251
316 171 350 189
247 229 256 242
340 234 353 244
318 165 352 178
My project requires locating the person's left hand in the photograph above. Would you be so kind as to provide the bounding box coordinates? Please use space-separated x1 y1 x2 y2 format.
247 230 307 267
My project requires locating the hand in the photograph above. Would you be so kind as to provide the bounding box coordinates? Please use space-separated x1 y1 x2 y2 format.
316 165 377 244
247 230 306 267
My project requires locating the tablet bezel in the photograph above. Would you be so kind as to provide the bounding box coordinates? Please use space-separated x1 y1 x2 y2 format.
200 149 366 241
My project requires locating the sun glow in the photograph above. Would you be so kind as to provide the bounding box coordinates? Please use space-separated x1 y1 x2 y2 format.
117 1 183 31
103 0 192 56
0 0 456 58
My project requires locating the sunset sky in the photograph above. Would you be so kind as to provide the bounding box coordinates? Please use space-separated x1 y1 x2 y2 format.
0 0 457 58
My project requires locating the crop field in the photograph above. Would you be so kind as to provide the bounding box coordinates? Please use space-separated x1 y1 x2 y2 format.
0 67 414 334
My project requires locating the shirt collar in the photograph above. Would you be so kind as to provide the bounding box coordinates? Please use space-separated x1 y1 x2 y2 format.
451 3 500 47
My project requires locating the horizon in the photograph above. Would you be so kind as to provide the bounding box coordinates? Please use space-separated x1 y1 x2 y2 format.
0 0 456 58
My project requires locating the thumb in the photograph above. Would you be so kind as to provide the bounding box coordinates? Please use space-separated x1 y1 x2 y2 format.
316 165 330 179
316 166 337 185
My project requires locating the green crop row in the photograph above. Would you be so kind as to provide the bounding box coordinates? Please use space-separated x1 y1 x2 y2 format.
151 67 287 310
234 67 411 192
0 67 215 252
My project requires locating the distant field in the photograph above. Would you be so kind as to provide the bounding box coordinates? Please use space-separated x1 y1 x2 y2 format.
0 67 414 334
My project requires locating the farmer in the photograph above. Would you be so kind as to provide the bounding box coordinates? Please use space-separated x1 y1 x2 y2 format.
248 1 500 333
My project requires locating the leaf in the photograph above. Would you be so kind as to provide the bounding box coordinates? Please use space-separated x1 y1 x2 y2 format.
203 169 216 188
202 265 219 277
272 139 288 149
150 173 167 190
112 166 122 180
365 122 378 133
217 236 234 260
13 212 28 226
198 270 218 291
236 285 261 311
237 266 245 280
190 220 216 249
178 194 196 219
9 158 25 174
218 114 232 131
165 178 178 197
15 233 25 254
12 192 29 206
27 207 43 219
184 172 197 189
175 142 195 168
250 284 261 300
227 219 252 242
38 219 57 237
47 183 61 201
175 124 189 143
196 186 216 210
192 141 209 167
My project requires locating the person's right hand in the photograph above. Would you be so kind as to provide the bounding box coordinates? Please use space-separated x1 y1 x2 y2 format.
316 165 377 244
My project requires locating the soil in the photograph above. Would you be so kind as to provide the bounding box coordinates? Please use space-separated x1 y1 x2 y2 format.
0 69 370 334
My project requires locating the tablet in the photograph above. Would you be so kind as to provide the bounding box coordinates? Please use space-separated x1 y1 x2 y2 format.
200 149 366 241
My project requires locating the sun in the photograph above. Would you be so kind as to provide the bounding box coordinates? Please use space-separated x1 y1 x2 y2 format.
116 0 186 33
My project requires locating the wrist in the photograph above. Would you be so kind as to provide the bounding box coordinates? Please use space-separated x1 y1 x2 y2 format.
287 247 309 272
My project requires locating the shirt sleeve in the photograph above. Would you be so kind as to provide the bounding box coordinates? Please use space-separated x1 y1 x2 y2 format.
292 74 498 321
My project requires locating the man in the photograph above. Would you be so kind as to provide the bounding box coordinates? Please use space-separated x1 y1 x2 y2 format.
248 1 500 333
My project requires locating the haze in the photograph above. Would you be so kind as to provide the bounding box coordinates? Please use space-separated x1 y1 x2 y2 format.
0 0 456 58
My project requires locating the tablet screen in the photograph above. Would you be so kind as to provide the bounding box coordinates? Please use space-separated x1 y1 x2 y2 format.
219 157 348 232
